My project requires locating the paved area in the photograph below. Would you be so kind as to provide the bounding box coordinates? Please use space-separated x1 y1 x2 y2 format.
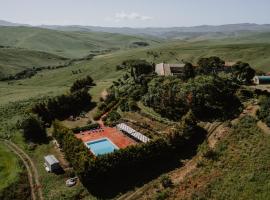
76 127 137 149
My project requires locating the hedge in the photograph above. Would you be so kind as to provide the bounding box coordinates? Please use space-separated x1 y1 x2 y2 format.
72 123 100 133
52 121 205 190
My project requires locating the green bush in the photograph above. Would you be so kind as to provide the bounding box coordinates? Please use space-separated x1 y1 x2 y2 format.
72 123 100 133
160 175 173 188
155 190 169 200
93 110 103 120
257 96 270 127
103 110 121 126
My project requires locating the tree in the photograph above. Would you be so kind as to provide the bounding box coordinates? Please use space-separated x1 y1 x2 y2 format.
133 60 153 78
184 75 241 120
197 56 225 74
231 62 255 84
142 77 188 120
70 76 95 93
21 115 47 143
182 62 195 81
33 89 93 124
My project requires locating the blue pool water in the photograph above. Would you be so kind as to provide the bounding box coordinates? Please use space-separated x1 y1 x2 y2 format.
86 138 118 156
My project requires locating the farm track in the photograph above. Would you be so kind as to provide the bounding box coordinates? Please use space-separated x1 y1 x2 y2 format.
1 139 44 200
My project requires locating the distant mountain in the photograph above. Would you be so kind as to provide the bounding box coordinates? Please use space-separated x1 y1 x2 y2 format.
40 23 270 39
0 19 29 27
1 19 270 39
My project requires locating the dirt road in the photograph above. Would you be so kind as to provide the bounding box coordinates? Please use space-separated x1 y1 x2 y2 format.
2 139 44 200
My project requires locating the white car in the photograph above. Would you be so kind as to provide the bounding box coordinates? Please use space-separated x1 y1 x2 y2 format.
66 177 77 187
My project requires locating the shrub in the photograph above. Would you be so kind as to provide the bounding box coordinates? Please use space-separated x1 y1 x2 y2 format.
72 123 100 133
155 190 170 200
93 110 103 120
103 110 121 126
160 175 173 188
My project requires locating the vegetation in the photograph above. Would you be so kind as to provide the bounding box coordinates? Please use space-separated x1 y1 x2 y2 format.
0 26 159 58
131 41 149 47
72 123 100 133
70 76 95 93
52 116 206 197
32 89 93 124
173 116 270 199
196 56 225 74
103 110 121 126
1 24 270 199
143 75 242 121
0 47 69 79
231 61 256 84
20 114 47 144
257 96 270 126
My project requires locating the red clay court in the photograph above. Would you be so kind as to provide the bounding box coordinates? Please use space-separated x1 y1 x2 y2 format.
75 126 137 149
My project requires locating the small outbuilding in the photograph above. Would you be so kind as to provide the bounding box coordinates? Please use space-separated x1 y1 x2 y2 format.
253 76 270 85
44 155 60 172
155 63 185 76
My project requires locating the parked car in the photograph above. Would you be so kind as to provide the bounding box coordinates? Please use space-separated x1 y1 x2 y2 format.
66 177 77 187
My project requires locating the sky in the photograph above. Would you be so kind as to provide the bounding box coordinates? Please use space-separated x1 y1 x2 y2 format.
0 0 269 27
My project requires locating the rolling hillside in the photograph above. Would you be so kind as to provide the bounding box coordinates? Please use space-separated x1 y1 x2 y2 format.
0 26 161 58
0 26 161 78
0 47 69 78
1 38 270 105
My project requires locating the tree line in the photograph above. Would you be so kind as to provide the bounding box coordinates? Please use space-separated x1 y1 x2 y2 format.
52 112 206 197
20 76 95 143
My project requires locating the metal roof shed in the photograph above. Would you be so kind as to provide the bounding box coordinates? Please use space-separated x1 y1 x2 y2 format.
44 155 60 172
253 76 270 85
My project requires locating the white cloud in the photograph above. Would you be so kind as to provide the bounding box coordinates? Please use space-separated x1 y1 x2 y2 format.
106 11 153 22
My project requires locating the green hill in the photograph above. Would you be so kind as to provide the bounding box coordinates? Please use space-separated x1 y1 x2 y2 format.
0 26 161 58
0 26 161 78
0 47 69 78
1 38 270 104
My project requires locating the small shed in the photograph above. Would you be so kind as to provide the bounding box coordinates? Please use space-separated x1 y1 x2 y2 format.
253 76 270 85
44 155 60 172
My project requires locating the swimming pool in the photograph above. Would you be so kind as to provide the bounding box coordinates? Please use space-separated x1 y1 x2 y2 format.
85 138 119 156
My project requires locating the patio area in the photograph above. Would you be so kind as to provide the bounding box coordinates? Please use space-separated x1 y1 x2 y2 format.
75 126 137 149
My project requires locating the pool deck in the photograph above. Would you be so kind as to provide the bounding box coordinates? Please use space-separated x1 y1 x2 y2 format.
75 127 137 149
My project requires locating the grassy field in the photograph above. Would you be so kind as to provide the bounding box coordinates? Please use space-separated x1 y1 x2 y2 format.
0 26 161 58
0 142 21 191
0 47 69 77
0 26 161 78
1 38 270 105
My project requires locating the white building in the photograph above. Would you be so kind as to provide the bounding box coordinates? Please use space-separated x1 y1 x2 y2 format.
155 63 185 76
44 155 60 172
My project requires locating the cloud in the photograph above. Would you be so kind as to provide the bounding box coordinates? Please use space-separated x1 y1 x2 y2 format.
106 11 153 22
